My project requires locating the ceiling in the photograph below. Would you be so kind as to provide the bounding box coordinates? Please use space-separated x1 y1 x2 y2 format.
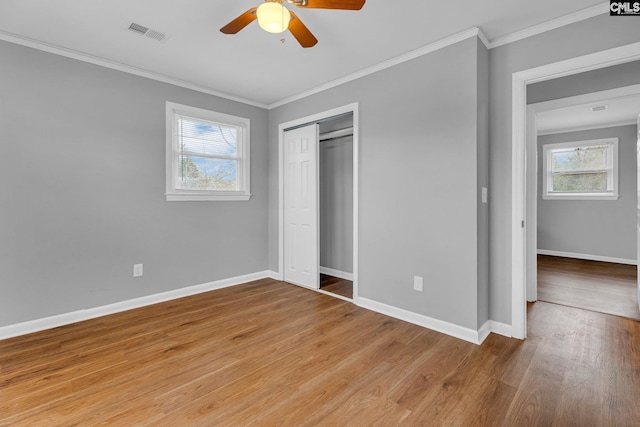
0 0 606 107
537 95 640 135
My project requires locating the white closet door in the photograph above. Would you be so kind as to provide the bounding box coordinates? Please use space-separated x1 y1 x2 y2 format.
284 124 319 289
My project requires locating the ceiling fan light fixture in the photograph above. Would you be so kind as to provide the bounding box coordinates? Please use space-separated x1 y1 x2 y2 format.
256 2 291 34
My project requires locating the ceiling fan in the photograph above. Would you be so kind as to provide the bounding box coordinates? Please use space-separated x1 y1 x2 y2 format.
220 0 366 48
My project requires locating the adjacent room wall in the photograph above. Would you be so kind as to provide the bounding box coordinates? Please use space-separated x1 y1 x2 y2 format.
0 41 269 327
269 36 485 330
527 60 640 104
537 125 637 262
489 14 640 325
319 135 354 276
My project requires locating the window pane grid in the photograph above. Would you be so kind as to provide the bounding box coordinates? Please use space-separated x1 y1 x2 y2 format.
542 138 618 200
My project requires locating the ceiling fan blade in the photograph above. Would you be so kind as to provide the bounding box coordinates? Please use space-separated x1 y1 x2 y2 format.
294 0 365 10
288 11 318 48
220 7 258 34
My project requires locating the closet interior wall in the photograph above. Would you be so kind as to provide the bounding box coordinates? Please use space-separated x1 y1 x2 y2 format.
319 116 354 281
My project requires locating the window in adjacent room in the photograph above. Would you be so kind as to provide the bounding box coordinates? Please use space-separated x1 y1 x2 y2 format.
542 137 619 200
166 102 250 201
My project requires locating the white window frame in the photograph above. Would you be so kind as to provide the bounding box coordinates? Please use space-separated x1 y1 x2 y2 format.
542 137 619 201
165 102 251 201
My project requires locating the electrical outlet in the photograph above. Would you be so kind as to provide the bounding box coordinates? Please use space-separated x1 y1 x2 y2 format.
133 264 143 277
413 276 423 292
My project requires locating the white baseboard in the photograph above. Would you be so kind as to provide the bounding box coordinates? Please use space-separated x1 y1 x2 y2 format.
266 270 281 280
0 270 274 341
319 266 353 281
358 297 490 345
487 320 513 338
1 270 516 346
537 249 637 266
477 320 492 343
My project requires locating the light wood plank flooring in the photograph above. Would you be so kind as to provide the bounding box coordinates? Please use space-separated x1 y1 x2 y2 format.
320 274 353 299
2 278 640 425
538 255 640 320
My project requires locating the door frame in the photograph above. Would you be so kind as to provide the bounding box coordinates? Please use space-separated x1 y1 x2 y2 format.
511 42 640 339
278 102 359 302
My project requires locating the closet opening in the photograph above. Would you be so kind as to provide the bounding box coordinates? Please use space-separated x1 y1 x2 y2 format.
319 117 354 299
279 103 359 303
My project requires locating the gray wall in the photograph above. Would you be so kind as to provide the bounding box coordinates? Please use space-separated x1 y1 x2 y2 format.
319 135 354 274
537 125 637 261
0 41 269 327
528 60 640 104
476 40 490 328
269 37 485 330
489 14 640 324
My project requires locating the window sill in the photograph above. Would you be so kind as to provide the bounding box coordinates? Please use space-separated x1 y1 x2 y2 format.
542 193 619 201
166 192 252 202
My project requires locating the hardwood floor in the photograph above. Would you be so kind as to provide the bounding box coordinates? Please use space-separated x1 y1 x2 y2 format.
2 278 640 426
538 255 640 320
320 274 353 299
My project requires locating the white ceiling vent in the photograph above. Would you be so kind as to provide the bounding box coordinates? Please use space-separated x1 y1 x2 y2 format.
127 22 169 42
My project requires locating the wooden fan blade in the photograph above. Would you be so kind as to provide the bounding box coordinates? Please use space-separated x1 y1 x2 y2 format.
288 11 318 48
220 7 258 34
295 0 365 10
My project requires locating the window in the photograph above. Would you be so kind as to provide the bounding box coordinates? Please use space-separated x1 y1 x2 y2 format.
166 102 250 201
542 138 619 200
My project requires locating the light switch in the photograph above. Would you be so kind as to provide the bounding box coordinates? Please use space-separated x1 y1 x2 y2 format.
482 187 488 204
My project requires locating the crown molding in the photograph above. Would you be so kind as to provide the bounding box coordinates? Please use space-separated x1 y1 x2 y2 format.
488 2 608 49
0 30 269 109
476 28 490 50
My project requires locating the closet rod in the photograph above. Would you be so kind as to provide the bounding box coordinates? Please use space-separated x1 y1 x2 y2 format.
319 127 353 142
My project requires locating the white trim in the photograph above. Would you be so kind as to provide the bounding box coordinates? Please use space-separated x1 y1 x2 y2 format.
267 270 281 280
537 249 637 265
511 41 640 340
542 194 620 201
165 101 251 202
477 321 492 343
525 108 538 303
279 103 359 303
489 2 608 49
358 297 490 345
268 28 482 109
0 271 274 341
319 266 354 281
488 320 513 338
0 30 268 109
477 29 490 50
166 193 251 202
